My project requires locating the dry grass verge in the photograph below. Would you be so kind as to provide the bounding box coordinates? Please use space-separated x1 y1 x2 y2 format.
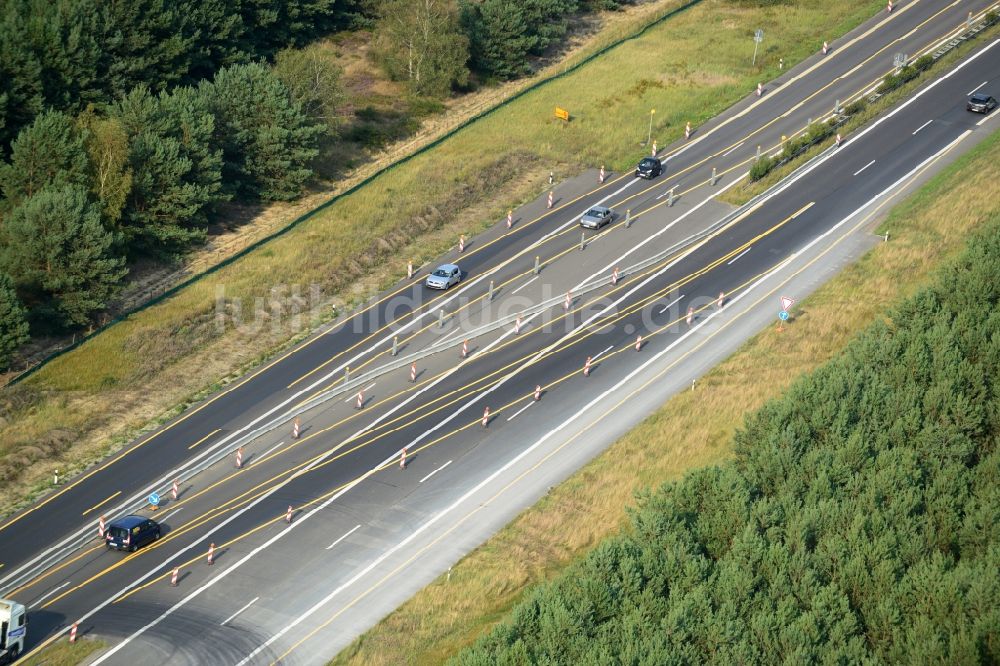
0 0 886 516
330 127 1000 664
17 637 105 666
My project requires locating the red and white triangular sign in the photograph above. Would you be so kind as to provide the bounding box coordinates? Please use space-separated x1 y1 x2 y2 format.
780 296 795 311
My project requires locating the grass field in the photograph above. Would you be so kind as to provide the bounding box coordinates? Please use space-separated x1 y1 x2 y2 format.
329 123 1000 664
17 637 105 666
0 0 886 515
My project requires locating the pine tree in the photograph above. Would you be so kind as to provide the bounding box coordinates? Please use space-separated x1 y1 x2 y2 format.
1 185 126 327
0 109 90 207
0 272 30 370
0 2 44 155
202 62 322 201
462 0 535 80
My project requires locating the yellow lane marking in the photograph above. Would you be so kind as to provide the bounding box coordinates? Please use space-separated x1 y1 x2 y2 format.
187 428 222 450
81 491 121 517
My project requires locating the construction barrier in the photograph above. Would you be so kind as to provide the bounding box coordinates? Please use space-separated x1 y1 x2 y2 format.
410 362 417 383
292 417 300 440
235 447 243 469
69 623 78 643
687 307 694 325
482 407 490 428
207 543 215 565
98 516 105 538
547 190 554 209
170 567 179 587
584 356 592 377
461 340 468 358
285 505 293 524
534 385 541 401
635 335 642 351
400 447 408 469
171 479 179 501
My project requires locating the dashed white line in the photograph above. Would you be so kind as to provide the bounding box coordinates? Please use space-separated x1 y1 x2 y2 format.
591 345 614 362
509 276 538 295
968 81 988 95
506 402 534 422
978 113 996 126
419 460 453 483
912 119 933 135
159 507 183 522
853 160 875 176
220 596 259 626
326 525 361 551
658 294 685 314
345 383 376 403
727 247 752 265
721 141 745 157
30 581 70 607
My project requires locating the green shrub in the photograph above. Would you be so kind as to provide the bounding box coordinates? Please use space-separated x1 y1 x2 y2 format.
748 154 774 181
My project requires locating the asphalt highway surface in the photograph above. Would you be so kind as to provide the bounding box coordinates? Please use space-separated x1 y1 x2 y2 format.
2 1 999 663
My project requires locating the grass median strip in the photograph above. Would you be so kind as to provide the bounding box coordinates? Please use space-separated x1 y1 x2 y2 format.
0 0 889 516
329 124 1000 664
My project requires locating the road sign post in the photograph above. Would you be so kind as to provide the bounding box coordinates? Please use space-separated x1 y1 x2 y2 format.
752 29 764 66
149 492 160 510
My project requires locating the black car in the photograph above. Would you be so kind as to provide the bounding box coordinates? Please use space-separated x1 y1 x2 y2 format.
105 515 161 552
635 157 662 179
967 93 997 114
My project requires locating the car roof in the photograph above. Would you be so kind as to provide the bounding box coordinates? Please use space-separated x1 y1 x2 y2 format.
640 157 658 163
109 514 150 529
970 93 991 100
436 263 459 271
589 205 610 212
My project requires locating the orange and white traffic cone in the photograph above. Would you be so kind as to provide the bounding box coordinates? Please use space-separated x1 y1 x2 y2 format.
356 390 364 410
757 82 763 97
514 315 521 335
584 356 592 377
292 417 300 440
611 266 619 285
507 209 513 229
207 543 215 565
98 515 105 538
400 447 407 469
534 385 541 401
887 0 893 12
69 623 78 643
170 567 179 587
482 406 490 428
835 132 842 147
717 292 725 308
564 292 572 311
599 165 605 183
822 41 828 55
459 235 465 253
285 505 293 524
235 447 243 469
635 335 642 351
651 141 657 156
547 191 553 209
461 339 468 358
686 307 694 325
407 260 413 279
685 122 691 140
171 479 179 501
410 362 417 383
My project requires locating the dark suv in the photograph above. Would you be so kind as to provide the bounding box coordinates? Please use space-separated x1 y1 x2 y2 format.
967 93 997 114
105 515 161 552
635 157 662 179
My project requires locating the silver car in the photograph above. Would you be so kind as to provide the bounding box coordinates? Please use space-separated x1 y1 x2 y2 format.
426 263 462 289
579 206 614 229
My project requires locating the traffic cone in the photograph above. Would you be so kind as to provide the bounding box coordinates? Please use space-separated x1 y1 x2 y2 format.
584 356 592 377
757 82 763 97
407 260 413 279
356 390 364 410
400 447 407 469
482 406 490 428
599 165 605 183
98 516 105 539
207 543 215 565
685 121 691 140
171 479 179 501
651 141 657 156
170 567 179 587
69 623 78 643
461 339 468 358
887 0 892 12
410 362 417 383
822 41 828 55
507 209 513 229
686 307 694 325
547 191 554 209
635 335 642 351
514 315 521 335
564 292 572 311
534 385 541 401
611 266 619 285
235 447 243 469
285 505 293 524
717 292 725 308
459 235 465 253
292 417 300 440
836 132 842 147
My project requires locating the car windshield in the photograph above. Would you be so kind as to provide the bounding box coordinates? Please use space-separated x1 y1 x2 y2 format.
432 269 449 277
971 94 989 102
587 209 603 217
641 159 656 166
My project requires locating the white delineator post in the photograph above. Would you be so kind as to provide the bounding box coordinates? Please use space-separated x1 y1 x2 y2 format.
836 132 842 147
686 306 694 325
507 209 513 229
757 82 763 97
599 165 605 183
685 122 691 140
482 406 490 428
171 479 179 501
459 235 465 253
170 567 179 587
822 41 828 55
69 623 78 643
651 141 657 156
207 543 215 565
635 335 642 351
717 292 725 308
887 0 893 12
410 362 417 383
356 390 364 410
292 417 300 440
98 515 106 538
534 385 541 401
514 315 521 335
235 446 243 469
611 266 619 285
399 448 407 469
564 292 571 311
547 191 553 209
407 261 413 279
285 505 293 524
584 356 592 377
461 339 468 358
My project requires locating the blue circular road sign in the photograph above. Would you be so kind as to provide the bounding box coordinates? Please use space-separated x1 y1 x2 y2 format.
779 310 789 321
149 492 160 506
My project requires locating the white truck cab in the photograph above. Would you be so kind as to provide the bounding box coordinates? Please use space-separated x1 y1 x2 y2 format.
0 599 27 664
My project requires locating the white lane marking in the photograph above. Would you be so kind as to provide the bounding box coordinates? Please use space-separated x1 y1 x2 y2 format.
658 294 684 314
220 596 259 626
509 276 538 295
912 119 933 135
721 141 745 157
345 384 376 403
159 507 183 522
506 402 534 422
30 580 70 607
326 525 362 551
591 345 614 363
978 112 997 126
853 160 875 176
968 81 988 95
253 441 286 465
231 115 975 666
727 247 751 265
419 461 453 483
